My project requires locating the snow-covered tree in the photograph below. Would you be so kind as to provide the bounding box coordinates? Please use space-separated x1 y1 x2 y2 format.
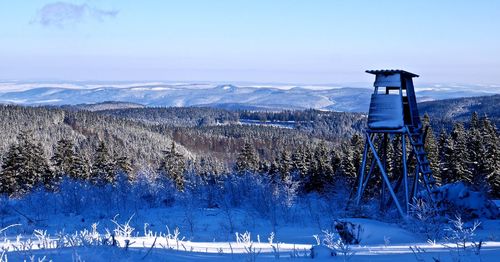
450 123 472 183
479 116 500 196
350 133 364 176
338 144 357 185
158 142 186 191
423 114 440 184
115 155 133 181
235 142 259 174
52 138 90 181
91 140 116 185
438 129 452 184
305 142 334 192
292 144 310 177
0 131 51 195
278 150 293 180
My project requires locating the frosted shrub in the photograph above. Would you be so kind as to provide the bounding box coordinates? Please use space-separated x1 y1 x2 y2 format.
111 214 135 238
235 231 251 244
268 232 281 259
312 230 356 261
409 215 483 262
33 230 50 249
280 173 300 208
235 231 261 262
76 223 102 246
444 215 482 257
164 226 185 250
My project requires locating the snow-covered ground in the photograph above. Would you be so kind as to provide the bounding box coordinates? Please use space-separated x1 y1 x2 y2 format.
0 179 497 261
239 119 296 129
1 205 499 261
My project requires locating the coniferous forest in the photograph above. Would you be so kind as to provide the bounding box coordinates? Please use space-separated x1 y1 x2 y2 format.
1 102 498 199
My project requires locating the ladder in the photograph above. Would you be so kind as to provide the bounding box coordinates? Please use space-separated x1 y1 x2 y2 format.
407 127 436 199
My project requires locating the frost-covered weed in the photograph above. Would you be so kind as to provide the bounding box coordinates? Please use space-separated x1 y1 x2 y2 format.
235 231 251 244
268 232 281 259
443 215 482 257
234 231 261 262
317 230 356 261
243 243 261 262
111 214 135 238
409 215 483 262
165 226 184 250
33 230 50 249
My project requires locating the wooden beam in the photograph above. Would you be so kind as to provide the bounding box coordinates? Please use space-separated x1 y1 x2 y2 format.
365 133 406 218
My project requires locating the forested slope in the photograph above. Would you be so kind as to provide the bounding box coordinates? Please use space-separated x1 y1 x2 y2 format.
419 94 500 130
0 105 191 170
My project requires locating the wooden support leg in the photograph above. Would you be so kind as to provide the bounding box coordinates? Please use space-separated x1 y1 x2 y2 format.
355 135 369 205
365 133 406 219
358 134 377 203
380 134 388 210
402 133 409 214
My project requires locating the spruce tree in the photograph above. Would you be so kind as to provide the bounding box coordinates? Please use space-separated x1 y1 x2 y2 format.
423 114 440 184
91 141 116 185
115 155 133 181
72 153 90 180
468 127 486 190
305 142 333 192
0 131 51 195
278 150 293 180
0 143 23 195
268 160 281 184
450 123 472 183
480 116 500 196
470 111 480 130
34 141 54 190
438 129 453 184
52 139 73 179
350 133 364 176
158 142 186 191
339 145 357 185
292 144 309 177
235 142 259 174
52 138 89 181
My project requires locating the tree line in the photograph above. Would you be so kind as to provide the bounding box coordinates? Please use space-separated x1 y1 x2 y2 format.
232 112 499 197
0 107 498 199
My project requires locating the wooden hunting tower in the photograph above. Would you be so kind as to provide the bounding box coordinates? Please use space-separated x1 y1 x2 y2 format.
354 70 436 218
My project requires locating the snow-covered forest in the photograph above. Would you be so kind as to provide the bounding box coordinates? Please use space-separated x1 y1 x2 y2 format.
0 103 498 261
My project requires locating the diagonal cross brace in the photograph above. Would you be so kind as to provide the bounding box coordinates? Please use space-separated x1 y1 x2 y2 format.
365 133 406 218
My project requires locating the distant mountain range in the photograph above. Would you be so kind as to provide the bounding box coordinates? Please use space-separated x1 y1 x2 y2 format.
0 82 498 112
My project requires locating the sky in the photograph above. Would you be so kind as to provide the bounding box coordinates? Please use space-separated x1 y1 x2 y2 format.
1 0 499 84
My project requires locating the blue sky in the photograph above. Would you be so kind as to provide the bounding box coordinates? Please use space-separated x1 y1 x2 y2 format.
1 0 499 84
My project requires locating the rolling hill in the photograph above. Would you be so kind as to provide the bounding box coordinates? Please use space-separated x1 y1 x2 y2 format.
1 81 498 112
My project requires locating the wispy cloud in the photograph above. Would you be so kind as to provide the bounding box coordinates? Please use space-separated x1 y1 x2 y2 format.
31 1 118 28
